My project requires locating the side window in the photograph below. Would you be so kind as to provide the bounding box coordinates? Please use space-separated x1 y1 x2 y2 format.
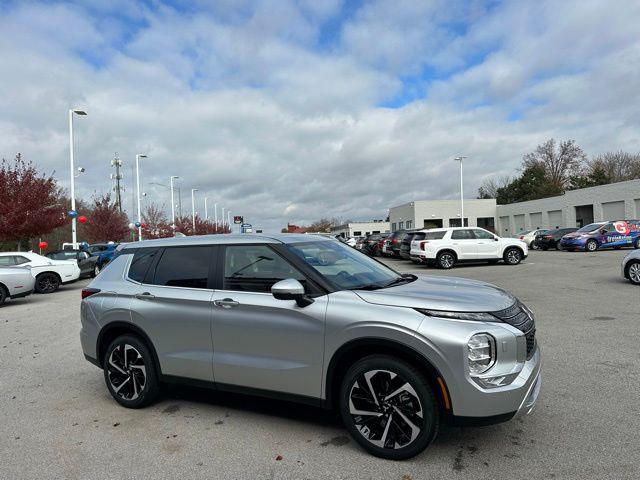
451 229 475 240
151 246 212 289
14 256 30 265
0 256 16 266
424 231 446 240
223 245 306 293
128 248 160 283
473 229 495 240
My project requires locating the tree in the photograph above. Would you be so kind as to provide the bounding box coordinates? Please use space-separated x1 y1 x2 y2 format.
477 176 511 199
307 217 341 233
81 193 130 243
586 151 640 183
142 203 173 240
496 163 561 204
173 215 230 236
523 139 587 191
0 154 66 249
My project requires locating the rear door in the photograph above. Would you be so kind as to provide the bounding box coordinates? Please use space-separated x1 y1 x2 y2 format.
128 246 215 382
450 229 477 259
211 243 327 398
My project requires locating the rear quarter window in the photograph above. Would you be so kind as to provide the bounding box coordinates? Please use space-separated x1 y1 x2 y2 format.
423 231 445 240
128 248 160 283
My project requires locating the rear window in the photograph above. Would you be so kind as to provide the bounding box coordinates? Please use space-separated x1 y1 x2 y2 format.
151 246 212 289
128 248 160 283
424 231 446 240
49 251 78 260
412 232 426 241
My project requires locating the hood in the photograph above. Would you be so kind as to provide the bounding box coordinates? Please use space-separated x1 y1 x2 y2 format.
354 275 515 312
563 231 589 239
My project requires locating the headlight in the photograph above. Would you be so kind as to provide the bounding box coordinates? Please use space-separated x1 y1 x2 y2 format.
467 333 496 374
415 309 497 322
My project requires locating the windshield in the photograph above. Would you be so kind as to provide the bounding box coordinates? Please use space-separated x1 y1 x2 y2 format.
577 223 604 233
287 240 406 290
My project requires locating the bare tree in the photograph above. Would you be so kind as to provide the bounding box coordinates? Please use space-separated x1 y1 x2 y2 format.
588 151 640 182
477 175 511 199
523 139 587 191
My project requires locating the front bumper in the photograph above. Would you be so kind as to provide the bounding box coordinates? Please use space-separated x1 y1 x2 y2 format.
559 238 586 249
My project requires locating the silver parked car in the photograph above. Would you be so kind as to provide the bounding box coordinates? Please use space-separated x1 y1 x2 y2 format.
80 234 541 460
0 264 36 306
621 249 640 285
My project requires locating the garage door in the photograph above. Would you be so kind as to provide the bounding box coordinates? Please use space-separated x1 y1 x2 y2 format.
602 200 625 220
514 214 525 233
499 216 510 236
530 212 542 229
548 210 563 229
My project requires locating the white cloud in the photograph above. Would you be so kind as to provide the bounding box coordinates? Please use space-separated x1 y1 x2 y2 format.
0 0 639 233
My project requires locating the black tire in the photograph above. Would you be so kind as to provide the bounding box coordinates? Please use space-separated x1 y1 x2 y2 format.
339 355 439 460
541 246 548 251
626 261 640 285
35 272 60 294
103 334 160 409
634 238 640 249
503 247 523 265
0 285 7 306
436 251 456 269
91 264 100 278
555 241 562 251
585 239 599 252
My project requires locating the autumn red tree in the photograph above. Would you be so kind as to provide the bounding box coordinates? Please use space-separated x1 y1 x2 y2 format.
80 193 130 243
142 203 174 239
174 215 230 236
0 154 66 249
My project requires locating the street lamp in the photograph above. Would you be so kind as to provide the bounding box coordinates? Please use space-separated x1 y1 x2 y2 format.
454 156 467 227
214 203 218 231
170 176 179 229
221 207 225 227
204 197 209 220
191 189 198 232
227 211 231 231
135 154 147 241
68 108 87 248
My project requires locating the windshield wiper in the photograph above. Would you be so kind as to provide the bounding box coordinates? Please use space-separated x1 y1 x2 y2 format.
383 274 417 288
351 283 385 291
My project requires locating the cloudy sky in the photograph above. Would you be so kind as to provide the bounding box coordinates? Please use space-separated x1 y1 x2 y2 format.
1 0 639 232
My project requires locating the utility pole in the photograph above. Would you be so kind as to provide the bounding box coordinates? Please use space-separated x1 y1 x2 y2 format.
110 153 124 214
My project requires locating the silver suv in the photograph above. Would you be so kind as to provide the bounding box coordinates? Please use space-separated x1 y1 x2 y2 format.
81 234 541 460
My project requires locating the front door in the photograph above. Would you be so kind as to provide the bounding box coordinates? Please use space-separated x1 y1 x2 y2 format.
450 229 477 260
211 244 327 398
473 228 501 259
128 245 215 382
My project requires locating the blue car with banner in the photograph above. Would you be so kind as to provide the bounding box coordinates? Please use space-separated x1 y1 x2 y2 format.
560 220 640 252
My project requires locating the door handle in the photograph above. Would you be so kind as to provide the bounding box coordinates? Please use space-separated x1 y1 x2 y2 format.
135 292 155 300
214 298 239 308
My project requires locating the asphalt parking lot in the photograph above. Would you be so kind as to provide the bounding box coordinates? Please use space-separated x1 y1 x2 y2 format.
1 249 639 479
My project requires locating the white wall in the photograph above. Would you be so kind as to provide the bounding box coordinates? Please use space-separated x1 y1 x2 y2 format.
389 199 496 231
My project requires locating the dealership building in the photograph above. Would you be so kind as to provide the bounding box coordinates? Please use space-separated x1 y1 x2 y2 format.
331 220 390 238
388 179 640 236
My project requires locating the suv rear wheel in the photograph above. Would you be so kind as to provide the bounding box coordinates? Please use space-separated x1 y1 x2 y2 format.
103 335 160 408
339 355 439 460
436 251 456 269
627 261 640 285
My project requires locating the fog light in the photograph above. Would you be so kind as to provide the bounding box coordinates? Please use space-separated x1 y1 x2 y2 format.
468 334 495 374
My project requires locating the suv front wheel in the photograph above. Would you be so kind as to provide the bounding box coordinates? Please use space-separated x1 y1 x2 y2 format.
103 335 160 408
339 355 439 460
503 247 523 265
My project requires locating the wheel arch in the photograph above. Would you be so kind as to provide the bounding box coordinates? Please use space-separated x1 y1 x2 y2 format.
0 282 7 298
624 259 640 279
324 337 451 413
36 270 62 282
502 245 525 257
96 321 161 374
435 248 457 260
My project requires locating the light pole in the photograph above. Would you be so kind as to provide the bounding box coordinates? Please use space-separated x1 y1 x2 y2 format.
214 203 218 231
135 154 147 241
68 108 87 248
454 156 467 227
227 211 231 232
191 189 198 232
221 207 225 228
204 197 209 220
170 176 179 229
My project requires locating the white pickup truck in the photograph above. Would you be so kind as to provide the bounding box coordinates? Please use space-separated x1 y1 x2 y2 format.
0 252 81 293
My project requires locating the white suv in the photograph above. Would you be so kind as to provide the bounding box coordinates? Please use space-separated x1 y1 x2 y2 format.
410 227 528 269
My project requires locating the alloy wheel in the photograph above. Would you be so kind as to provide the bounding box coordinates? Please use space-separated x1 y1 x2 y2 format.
94 265 100 276
37 275 58 293
348 369 423 450
629 262 640 284
586 240 598 252
439 254 454 269
107 344 147 401
506 249 521 264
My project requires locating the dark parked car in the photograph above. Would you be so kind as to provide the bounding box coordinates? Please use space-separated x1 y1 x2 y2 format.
534 228 578 250
384 230 407 257
85 243 118 270
46 249 99 277
361 233 389 256
399 230 424 260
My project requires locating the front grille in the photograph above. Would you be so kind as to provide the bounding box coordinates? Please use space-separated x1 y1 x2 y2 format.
493 302 536 359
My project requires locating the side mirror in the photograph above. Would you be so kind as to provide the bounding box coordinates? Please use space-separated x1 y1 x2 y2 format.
494 236 499 241
271 278 314 307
